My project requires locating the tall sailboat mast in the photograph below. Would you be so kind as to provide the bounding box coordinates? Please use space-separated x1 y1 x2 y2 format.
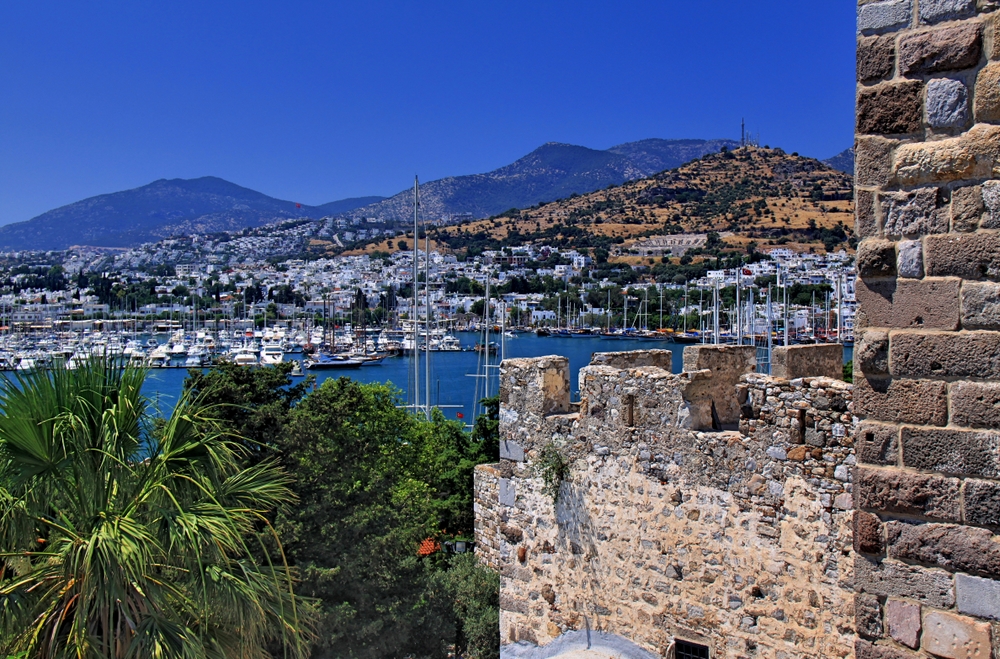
412 176 420 415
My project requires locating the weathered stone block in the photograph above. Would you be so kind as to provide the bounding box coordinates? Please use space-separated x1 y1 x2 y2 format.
963 282 1000 329
855 278 960 330
858 0 912 34
922 609 992 659
899 24 983 75
500 356 570 418
855 510 886 554
951 185 984 232
926 231 1000 280
858 82 925 135
886 599 921 649
957 573 1000 621
981 180 1000 229
856 593 885 640
919 0 976 24
590 349 672 370
893 124 1000 186
856 420 899 465
977 64 1000 126
858 239 898 278
855 376 949 426
500 439 525 462
859 34 898 82
897 240 924 278
857 189 880 238
857 330 890 376
855 639 913 659
770 344 843 380
963 478 1000 527
855 555 956 608
856 466 962 520
890 330 1000 378
901 426 1000 478
887 522 1000 575
681 345 756 426
881 187 948 237
950 380 1000 428
927 78 970 130
856 137 895 187
499 478 515 506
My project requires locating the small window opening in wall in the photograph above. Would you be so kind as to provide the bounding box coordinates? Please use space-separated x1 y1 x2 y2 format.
625 394 635 427
675 639 710 659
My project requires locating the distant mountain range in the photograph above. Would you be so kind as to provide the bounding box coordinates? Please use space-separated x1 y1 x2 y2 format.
0 178 381 251
823 148 854 174
1 137 850 251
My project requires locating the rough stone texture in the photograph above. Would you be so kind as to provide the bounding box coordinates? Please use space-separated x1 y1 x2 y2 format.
855 639 915 659
885 521 1000 574
855 277 960 330
901 426 1000 478
856 137 896 187
857 593 885 639
892 123 1000 186
854 376 949 426
951 185 984 232
957 573 1000 621
681 345 756 426
492 353 856 657
501 440 525 462
896 240 924 278
975 62 1000 123
922 609 992 658
959 280 1000 325
859 0 913 34
474 464 502 568
857 188 880 238
855 510 886 554
964 478 1000 527
856 466 962 520
857 82 925 135
856 330 890 376
881 187 948 237
927 78 971 130
899 24 983 75
857 239 898 278
886 598 922 649
919 0 977 24
500 355 571 419
855 555 956 608
925 231 1000 279
889 330 1000 378
769 344 843 380
859 34 898 82
590 349 672 370
950 380 1000 428
856 420 899 465
981 180 1000 229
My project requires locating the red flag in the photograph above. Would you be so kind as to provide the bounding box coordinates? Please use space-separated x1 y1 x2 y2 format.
456 412 464 419
742 268 752 275
296 203 302 208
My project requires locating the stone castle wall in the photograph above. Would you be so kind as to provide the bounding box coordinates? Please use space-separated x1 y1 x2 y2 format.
479 346 857 658
855 1 1000 657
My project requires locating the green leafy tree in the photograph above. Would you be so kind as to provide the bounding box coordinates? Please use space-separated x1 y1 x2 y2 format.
0 360 313 658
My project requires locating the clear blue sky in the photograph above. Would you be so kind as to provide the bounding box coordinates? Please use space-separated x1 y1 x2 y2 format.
0 1 856 226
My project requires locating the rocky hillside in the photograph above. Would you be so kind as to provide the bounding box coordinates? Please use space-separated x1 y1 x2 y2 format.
823 147 854 174
0 178 382 251
343 139 739 223
419 146 854 257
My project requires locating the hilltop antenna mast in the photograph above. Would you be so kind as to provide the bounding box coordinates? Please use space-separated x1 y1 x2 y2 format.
741 118 745 149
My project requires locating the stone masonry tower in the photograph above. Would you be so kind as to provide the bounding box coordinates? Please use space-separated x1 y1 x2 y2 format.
855 0 1000 656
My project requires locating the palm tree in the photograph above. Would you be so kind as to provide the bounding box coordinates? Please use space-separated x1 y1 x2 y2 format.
0 359 313 658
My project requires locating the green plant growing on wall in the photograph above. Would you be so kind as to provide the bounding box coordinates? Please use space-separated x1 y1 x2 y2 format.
535 442 568 503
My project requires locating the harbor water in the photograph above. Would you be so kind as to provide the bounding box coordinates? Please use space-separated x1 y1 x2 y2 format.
141 333 853 421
